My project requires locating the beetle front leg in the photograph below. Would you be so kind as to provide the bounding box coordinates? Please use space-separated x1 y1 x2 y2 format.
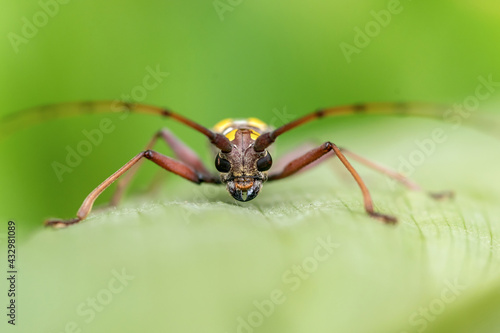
109 128 214 207
268 142 397 224
45 150 218 228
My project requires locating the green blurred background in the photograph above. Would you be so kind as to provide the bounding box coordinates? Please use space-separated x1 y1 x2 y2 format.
1 0 500 332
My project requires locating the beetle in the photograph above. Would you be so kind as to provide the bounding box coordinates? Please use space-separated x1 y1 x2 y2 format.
1 101 459 228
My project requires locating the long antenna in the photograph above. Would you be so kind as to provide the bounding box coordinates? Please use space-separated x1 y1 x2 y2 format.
0 101 232 152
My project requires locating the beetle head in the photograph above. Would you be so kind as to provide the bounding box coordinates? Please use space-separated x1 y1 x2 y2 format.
215 129 272 202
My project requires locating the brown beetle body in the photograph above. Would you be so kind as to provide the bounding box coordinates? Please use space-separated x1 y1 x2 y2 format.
2 100 460 227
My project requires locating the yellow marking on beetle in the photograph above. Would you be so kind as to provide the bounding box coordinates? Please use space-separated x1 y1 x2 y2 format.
246 117 268 131
213 118 233 133
250 130 260 140
225 129 260 141
225 129 238 141
213 117 268 137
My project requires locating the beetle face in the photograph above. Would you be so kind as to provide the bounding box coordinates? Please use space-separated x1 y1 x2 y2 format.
225 177 263 202
215 129 273 202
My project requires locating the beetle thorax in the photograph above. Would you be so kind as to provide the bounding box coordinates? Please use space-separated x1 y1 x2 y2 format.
220 129 266 181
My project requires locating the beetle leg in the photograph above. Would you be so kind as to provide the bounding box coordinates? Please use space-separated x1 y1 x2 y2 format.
338 148 453 200
268 142 397 224
109 128 214 206
272 144 453 200
45 150 219 228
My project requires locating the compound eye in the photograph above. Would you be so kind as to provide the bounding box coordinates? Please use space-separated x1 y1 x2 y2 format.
215 154 231 173
257 152 273 171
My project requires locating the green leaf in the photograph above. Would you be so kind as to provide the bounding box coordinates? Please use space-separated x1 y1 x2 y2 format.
12 124 500 333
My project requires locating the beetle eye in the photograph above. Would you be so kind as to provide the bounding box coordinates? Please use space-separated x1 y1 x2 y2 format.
256 152 273 171
215 154 231 173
